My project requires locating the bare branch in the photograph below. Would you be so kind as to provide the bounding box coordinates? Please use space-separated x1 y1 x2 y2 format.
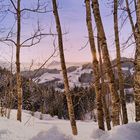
79 40 89 51
21 0 52 13
21 8 52 13
33 41 58 81
0 38 16 46
21 33 57 47
9 0 17 11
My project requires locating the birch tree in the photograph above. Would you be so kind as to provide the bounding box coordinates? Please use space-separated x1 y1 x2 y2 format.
91 0 120 126
125 0 140 121
52 0 78 135
15 0 22 121
134 0 140 121
97 33 111 130
85 0 104 130
114 0 128 124
0 0 53 121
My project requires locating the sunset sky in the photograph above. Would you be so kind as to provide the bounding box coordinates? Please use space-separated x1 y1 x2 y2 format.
0 0 135 65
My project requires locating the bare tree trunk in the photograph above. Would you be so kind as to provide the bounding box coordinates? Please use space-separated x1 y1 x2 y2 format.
52 0 77 135
126 0 140 122
125 0 137 40
114 0 128 124
85 0 104 130
134 1 140 121
16 0 22 122
91 0 120 126
97 33 111 130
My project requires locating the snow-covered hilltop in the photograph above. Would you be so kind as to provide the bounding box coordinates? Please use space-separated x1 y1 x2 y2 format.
20 57 134 91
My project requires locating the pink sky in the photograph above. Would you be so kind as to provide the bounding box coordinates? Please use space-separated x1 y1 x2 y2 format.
0 0 135 65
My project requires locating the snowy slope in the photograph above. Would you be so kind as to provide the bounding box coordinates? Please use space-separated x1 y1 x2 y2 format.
91 122 140 140
1 116 140 140
6 110 97 140
30 58 134 91
33 66 93 89
0 103 139 140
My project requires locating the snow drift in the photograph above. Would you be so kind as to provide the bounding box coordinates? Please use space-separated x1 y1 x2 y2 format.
91 122 140 140
0 106 139 140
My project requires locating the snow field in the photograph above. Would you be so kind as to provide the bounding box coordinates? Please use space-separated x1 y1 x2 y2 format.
0 103 139 140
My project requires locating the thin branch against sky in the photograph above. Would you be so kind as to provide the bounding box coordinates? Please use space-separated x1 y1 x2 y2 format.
0 0 135 64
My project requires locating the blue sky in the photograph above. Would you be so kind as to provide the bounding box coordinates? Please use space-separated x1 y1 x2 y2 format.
0 0 135 65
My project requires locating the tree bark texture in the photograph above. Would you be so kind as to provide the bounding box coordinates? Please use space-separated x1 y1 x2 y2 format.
16 0 22 122
114 0 128 124
85 0 105 130
91 0 120 126
52 0 78 135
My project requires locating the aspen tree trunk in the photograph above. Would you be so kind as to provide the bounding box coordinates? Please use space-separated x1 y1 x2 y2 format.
126 0 140 121
91 0 120 126
134 1 140 121
85 0 104 130
52 0 77 135
97 34 111 130
16 0 22 122
114 0 128 124
125 0 137 40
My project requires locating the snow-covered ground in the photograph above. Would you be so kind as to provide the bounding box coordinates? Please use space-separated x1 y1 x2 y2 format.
0 103 139 140
1 110 96 140
33 66 92 89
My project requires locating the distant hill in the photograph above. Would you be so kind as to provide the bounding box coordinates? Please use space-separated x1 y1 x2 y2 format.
20 57 134 91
